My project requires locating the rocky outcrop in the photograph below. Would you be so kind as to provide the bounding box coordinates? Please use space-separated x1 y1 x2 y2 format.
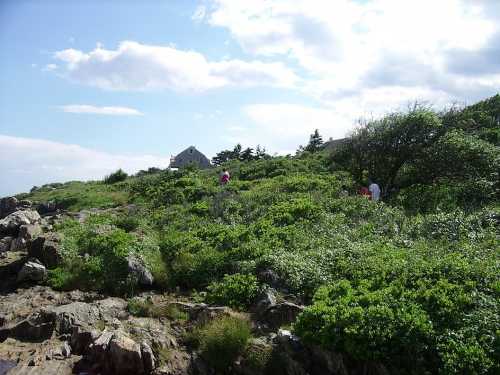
0 236 13 254
0 197 19 219
17 259 47 283
128 255 154 286
109 332 146 374
28 233 62 269
0 210 41 236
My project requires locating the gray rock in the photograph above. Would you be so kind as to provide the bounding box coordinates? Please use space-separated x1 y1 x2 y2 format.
0 236 13 254
70 324 99 355
127 255 154 286
9 310 55 342
19 224 42 242
89 329 114 364
51 302 100 335
17 259 47 283
141 341 156 372
254 289 277 316
109 332 145 375
263 302 304 329
9 237 27 251
0 210 41 236
0 197 18 219
28 233 62 269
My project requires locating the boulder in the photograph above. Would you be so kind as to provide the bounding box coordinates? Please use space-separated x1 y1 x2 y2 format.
141 341 156 373
0 210 41 236
9 310 55 342
70 324 99 355
253 289 277 316
28 233 62 269
0 197 18 219
51 302 100 335
18 224 42 242
17 259 47 283
0 236 13 254
9 237 27 252
109 332 145 375
89 329 114 364
127 255 154 286
263 302 304 329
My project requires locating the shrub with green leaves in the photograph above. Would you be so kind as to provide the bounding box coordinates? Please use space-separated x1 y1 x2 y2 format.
206 273 262 310
104 168 128 184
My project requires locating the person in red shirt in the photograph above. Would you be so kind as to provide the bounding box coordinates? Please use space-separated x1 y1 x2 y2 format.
220 170 230 185
359 186 372 199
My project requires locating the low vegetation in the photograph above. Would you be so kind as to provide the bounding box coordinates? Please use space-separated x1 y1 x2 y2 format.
18 94 500 374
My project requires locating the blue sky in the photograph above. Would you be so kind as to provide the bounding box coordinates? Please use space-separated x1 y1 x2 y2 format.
1 0 499 196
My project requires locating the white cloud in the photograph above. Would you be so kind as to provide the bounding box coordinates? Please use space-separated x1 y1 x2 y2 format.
59 104 143 116
0 135 170 196
204 0 500 104
52 41 298 92
43 63 58 72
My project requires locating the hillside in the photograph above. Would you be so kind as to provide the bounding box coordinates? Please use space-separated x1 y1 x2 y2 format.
0 95 499 374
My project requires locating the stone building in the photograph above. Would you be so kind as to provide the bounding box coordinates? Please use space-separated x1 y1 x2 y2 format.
169 146 211 169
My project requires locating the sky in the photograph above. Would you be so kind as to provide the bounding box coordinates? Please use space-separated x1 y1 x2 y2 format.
1 0 499 196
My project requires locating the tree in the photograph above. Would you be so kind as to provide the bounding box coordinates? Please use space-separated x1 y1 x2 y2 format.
304 129 324 153
331 106 442 195
240 147 254 161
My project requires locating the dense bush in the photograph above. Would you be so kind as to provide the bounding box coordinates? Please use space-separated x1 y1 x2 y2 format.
104 168 128 184
206 274 262 310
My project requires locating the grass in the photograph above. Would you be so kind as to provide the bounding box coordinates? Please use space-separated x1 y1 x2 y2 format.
18 180 129 211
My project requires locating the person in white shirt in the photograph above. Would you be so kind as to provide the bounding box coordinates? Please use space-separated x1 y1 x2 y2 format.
368 180 381 202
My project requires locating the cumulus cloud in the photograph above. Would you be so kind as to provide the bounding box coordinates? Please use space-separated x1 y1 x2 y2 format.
203 0 500 104
59 105 143 116
0 135 170 196
52 41 298 92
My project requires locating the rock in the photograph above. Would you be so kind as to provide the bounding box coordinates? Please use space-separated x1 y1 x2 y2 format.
263 302 304 329
155 349 191 375
258 268 281 287
141 341 156 372
127 255 154 286
6 359 75 375
94 297 129 322
18 224 42 242
109 332 145 375
89 329 114 364
253 289 277 316
9 237 27 251
70 324 99 355
28 233 62 269
0 210 41 236
0 236 13 254
36 201 57 215
0 197 18 219
9 310 55 342
51 302 100 335
17 259 47 283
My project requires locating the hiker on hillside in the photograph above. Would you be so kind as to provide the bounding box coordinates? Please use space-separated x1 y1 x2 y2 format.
220 169 231 186
368 179 381 202
359 185 371 199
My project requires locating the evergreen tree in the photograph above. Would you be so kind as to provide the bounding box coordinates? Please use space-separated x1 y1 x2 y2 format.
304 129 324 152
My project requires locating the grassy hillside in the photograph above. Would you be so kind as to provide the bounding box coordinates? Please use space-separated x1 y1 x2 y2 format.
15 96 500 374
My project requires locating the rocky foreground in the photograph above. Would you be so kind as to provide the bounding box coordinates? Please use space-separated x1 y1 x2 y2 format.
0 197 362 375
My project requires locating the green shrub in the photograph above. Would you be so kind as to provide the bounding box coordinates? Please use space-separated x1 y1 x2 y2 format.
206 274 262 310
104 169 128 184
114 216 140 232
197 315 252 373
